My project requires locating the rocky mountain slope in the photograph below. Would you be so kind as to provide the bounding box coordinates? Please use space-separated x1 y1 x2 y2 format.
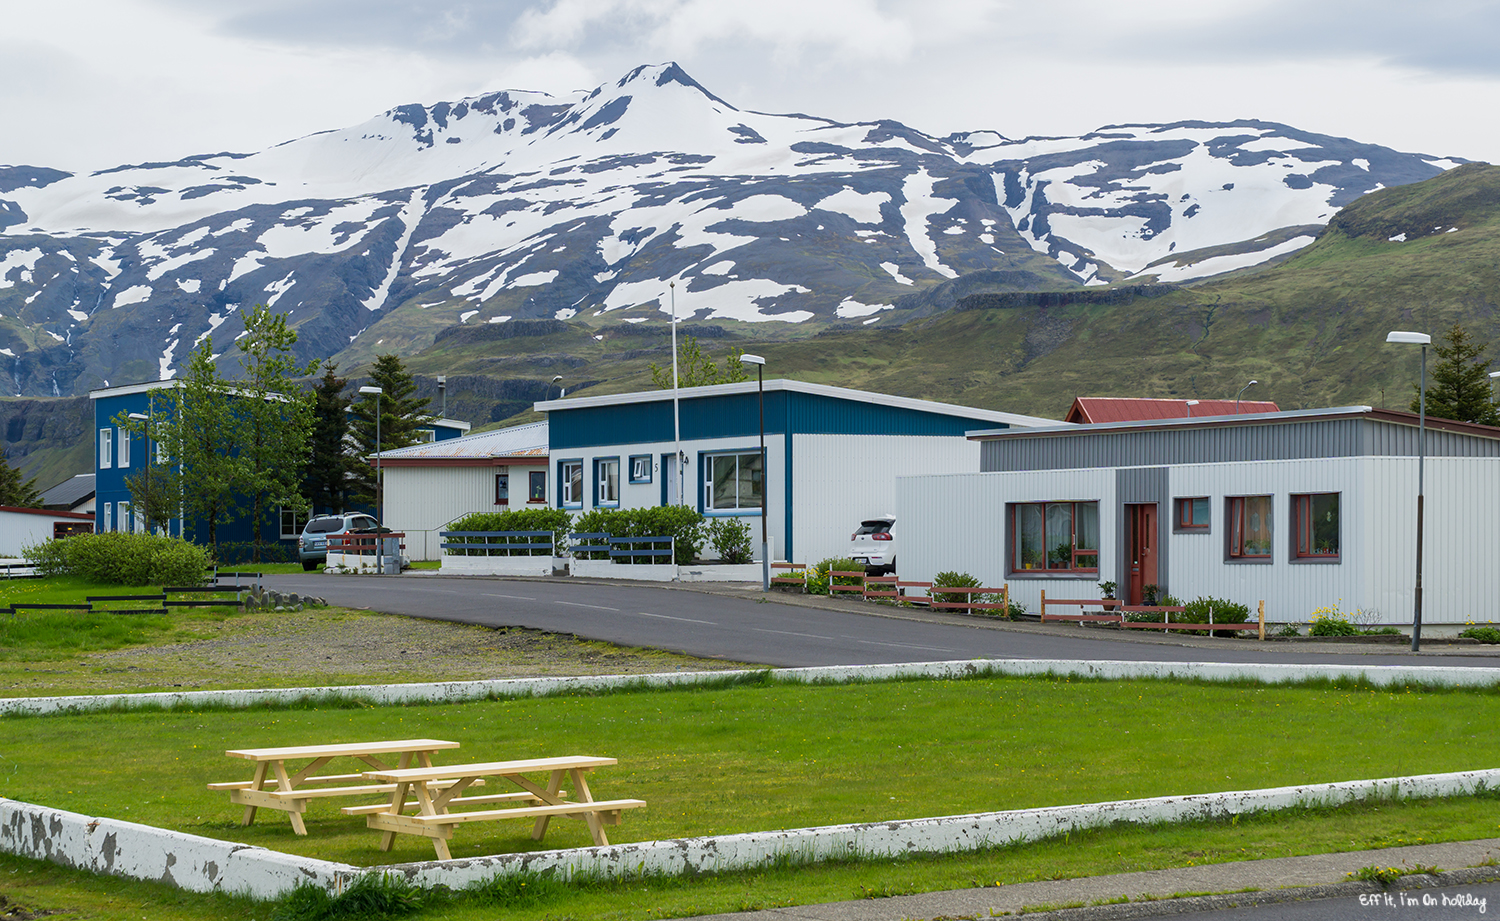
0 63 1461 398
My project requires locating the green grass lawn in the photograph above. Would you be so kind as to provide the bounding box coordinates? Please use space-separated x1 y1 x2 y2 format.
4 673 1500 921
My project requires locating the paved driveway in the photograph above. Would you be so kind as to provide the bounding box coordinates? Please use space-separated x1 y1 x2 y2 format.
259 572 1500 670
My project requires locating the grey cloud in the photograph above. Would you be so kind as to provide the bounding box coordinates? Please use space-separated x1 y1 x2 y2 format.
149 0 538 53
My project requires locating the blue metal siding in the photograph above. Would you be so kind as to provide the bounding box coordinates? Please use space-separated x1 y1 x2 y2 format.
786 392 1006 437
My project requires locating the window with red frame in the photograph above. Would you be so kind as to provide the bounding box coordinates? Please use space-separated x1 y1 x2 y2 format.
1227 495 1272 559
1293 492 1340 559
1175 497 1210 530
1012 501 1099 572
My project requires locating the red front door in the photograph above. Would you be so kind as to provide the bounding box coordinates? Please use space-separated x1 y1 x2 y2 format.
1126 503 1158 605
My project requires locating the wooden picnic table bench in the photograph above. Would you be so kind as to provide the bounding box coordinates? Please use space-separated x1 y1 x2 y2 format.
209 738 461 835
348 755 645 859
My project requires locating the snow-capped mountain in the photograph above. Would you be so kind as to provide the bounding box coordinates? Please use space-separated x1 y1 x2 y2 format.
0 63 1460 396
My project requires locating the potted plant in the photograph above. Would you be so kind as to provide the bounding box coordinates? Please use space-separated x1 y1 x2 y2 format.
1098 580 1119 611
1021 548 1043 570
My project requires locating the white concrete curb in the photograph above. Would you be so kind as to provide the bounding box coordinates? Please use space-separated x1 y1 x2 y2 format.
7 768 1500 901
5 658 1500 718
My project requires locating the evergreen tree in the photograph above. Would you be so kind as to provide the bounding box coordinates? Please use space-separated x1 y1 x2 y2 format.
349 354 433 508
0 448 41 507
649 335 750 389
303 361 355 514
237 305 317 562
1410 323 1500 425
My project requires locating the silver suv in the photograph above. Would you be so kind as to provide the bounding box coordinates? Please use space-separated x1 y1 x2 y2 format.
298 513 379 571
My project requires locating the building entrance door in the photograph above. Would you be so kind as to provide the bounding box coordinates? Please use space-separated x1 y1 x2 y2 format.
1126 503 1159 605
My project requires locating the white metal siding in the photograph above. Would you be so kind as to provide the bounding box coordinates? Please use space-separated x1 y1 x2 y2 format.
384 464 548 561
791 434 980 567
896 469 1115 614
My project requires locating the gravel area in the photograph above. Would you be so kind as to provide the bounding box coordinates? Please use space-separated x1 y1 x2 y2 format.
4 608 749 695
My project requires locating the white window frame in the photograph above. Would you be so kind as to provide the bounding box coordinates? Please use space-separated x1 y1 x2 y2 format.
629 454 652 484
560 460 584 508
279 506 309 540
101 502 113 532
99 428 113 469
120 501 133 533
596 457 620 507
703 450 764 514
117 426 130 468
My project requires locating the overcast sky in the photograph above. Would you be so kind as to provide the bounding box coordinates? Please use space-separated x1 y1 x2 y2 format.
3 0 1498 172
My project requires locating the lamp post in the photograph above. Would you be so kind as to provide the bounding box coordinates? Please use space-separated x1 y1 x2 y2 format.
739 354 768 591
551 375 564 400
670 281 683 505
437 375 447 419
358 382 384 528
1234 380 1258 413
1387 331 1431 651
128 412 149 534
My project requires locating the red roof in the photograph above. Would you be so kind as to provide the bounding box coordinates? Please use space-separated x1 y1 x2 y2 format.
1065 397 1281 424
0 506 95 520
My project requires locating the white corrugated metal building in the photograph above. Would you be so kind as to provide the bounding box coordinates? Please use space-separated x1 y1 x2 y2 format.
896 406 1500 625
535 381 1057 566
378 421 550 560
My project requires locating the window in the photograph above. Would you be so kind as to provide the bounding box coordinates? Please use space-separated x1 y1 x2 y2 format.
416 428 437 443
495 473 510 505
117 427 130 468
101 502 113 532
629 455 652 484
1175 497 1209 530
1228 495 1273 559
595 458 620 507
528 470 547 502
121 501 133 533
1293 492 1340 560
99 429 113 469
560 460 583 507
279 507 308 539
704 451 763 512
1012 501 1099 572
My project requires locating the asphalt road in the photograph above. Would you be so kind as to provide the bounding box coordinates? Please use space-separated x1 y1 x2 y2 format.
260 572 1500 669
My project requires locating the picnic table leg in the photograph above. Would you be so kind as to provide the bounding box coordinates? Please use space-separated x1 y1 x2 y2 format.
272 761 309 835
379 781 411 852
570 767 608 846
530 770 566 841
241 761 269 827
412 781 454 860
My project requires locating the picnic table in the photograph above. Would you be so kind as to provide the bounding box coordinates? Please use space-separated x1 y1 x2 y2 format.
208 739 461 835
345 755 645 859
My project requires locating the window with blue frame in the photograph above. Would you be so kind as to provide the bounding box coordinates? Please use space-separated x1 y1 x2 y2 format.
595 457 620 507
629 454 652 484
703 451 762 513
559 460 583 507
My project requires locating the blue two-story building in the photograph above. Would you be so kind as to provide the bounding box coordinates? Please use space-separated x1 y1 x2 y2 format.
91 380 469 554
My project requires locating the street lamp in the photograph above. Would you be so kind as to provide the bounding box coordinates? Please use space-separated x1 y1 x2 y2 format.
552 375 565 400
358 384 384 525
1234 380 1258 413
739 354 768 591
1387 330 1431 651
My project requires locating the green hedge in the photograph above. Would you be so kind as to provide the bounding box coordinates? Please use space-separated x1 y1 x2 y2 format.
572 507 703 564
445 508 573 556
22 531 211 586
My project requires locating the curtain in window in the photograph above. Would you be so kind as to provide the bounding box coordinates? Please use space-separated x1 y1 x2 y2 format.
1015 503 1045 569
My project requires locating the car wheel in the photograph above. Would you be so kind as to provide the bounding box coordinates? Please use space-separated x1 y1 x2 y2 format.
302 560 317 572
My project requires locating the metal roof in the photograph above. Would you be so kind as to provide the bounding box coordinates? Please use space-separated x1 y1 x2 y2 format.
536 379 1059 428
968 406 1500 441
376 420 548 462
1064 397 1280 424
39 474 95 509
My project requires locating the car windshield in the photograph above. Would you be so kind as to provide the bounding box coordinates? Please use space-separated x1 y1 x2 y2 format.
305 518 346 533
854 521 892 536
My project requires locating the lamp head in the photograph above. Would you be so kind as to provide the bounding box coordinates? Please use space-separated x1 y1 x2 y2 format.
1386 331 1432 345
739 354 766 366
358 386 382 395
552 375 563 383
128 412 149 420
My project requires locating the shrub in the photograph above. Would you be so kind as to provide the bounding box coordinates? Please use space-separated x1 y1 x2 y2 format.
1179 596 1251 624
23 531 211 586
704 517 754 564
1124 593 1186 623
1309 608 1359 636
215 541 297 565
929 571 1013 617
571 506 703 564
807 557 863 596
446 508 572 556
1461 627 1500 644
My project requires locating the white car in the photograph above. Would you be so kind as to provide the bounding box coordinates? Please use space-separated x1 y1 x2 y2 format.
849 516 897 575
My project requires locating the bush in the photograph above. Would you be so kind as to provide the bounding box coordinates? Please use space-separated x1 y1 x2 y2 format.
1124 593 1185 623
930 571 1012 617
704 517 754 564
807 557 863 595
1309 610 1359 636
446 508 572 556
1179 596 1251 624
214 541 297 565
22 531 211 586
571 506 703 564
1461 627 1500 644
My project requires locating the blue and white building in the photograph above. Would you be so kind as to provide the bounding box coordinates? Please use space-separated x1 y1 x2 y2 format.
535 380 1055 565
91 379 469 550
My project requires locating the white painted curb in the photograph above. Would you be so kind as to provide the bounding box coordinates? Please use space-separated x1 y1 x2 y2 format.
5 658 1500 718
7 768 1500 900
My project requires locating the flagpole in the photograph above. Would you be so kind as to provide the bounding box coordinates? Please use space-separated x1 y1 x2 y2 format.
670 282 682 506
